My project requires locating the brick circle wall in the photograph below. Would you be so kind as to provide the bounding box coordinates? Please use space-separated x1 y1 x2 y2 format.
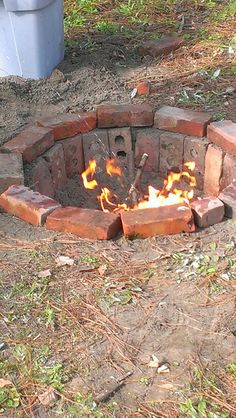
0 104 235 239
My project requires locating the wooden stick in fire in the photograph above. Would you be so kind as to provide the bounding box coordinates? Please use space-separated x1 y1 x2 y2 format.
129 153 149 206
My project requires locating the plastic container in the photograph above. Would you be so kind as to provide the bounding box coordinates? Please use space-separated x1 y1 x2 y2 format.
0 0 64 79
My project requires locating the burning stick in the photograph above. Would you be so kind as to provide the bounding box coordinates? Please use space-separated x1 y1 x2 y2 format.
128 153 149 206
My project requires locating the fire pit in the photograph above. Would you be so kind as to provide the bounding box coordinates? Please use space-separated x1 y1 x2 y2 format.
0 104 235 240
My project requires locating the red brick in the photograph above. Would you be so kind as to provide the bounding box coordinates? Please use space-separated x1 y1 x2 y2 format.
203 145 224 196
44 143 67 190
97 104 154 128
138 36 184 57
136 81 150 96
154 106 212 137
218 181 236 219
62 135 85 178
37 112 97 140
108 127 133 175
0 185 60 226
46 207 122 240
121 204 195 238
184 136 209 189
134 128 160 172
1 127 54 163
29 157 55 198
220 153 236 190
191 197 224 228
0 153 24 194
207 120 236 156
159 132 184 176
82 129 109 171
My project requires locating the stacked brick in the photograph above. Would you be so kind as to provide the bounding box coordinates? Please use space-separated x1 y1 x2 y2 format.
0 104 235 239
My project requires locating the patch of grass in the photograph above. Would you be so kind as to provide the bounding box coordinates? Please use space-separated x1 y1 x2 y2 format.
226 363 236 377
80 254 101 267
94 20 121 34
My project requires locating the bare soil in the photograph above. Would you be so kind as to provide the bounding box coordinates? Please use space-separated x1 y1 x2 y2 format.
0 13 236 417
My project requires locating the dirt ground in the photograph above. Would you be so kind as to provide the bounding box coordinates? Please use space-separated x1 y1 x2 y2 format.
0 10 236 417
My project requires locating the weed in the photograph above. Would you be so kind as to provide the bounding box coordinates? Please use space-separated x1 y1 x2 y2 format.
80 254 101 267
95 21 121 34
139 376 150 386
64 10 86 30
226 363 236 377
0 386 21 412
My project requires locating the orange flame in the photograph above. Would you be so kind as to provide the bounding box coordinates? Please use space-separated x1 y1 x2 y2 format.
81 160 98 190
106 159 122 177
82 158 197 213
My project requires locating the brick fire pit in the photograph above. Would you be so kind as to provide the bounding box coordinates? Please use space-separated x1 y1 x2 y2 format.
0 104 236 240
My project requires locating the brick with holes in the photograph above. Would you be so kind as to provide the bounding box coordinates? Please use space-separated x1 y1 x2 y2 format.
121 204 195 238
108 127 133 176
46 206 122 240
191 197 224 228
0 185 61 226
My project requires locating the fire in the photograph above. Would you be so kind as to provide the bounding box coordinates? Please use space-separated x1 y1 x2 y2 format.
81 160 98 190
106 159 122 177
81 158 196 213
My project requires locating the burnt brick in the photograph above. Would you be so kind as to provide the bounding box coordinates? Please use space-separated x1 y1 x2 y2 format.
0 153 24 194
138 36 184 57
159 132 184 176
184 136 209 189
46 206 122 240
220 153 236 191
154 106 212 137
121 204 195 238
108 127 133 175
134 128 160 172
207 120 236 156
37 112 97 140
219 181 236 219
191 197 224 228
29 157 55 198
1 126 54 163
82 129 109 171
0 185 60 226
44 143 67 190
203 145 224 196
97 103 154 128
62 135 85 178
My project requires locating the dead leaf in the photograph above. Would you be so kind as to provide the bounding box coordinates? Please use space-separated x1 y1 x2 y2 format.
98 264 107 276
38 388 58 406
37 269 51 278
159 383 173 389
55 255 75 267
0 378 13 388
148 355 159 368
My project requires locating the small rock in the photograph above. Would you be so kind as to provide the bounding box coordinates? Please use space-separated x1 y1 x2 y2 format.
48 69 66 83
55 255 75 267
157 363 170 374
225 87 235 94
